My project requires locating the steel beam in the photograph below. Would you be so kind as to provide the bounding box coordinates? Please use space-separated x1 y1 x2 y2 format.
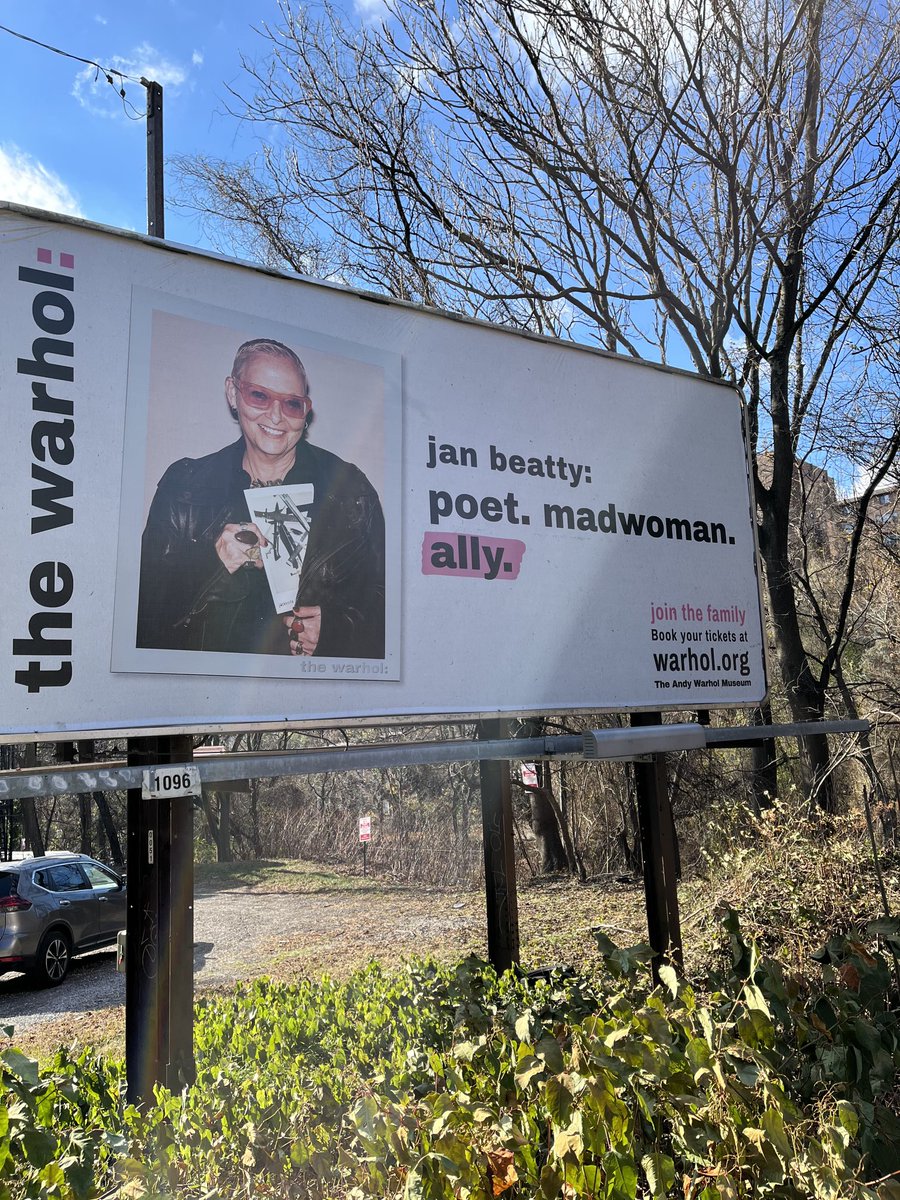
0 721 869 800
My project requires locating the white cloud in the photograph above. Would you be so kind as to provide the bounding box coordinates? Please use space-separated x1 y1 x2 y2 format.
843 464 900 501
354 0 392 23
0 145 83 217
73 43 190 117
94 14 108 24
192 50 204 66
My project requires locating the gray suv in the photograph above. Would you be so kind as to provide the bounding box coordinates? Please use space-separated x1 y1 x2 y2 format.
0 853 126 986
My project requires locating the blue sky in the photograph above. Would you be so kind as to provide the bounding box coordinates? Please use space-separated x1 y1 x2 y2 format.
0 4 890 498
0 0 342 247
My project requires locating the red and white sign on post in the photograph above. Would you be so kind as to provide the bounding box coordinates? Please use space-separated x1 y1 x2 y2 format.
358 815 372 878
520 763 539 789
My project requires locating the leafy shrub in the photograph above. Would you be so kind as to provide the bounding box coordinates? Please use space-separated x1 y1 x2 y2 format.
2 919 900 1198
695 801 896 971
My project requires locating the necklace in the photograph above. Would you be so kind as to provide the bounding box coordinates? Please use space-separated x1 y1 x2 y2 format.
248 477 285 489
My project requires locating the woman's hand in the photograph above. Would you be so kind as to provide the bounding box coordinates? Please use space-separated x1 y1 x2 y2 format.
215 523 268 574
284 606 322 656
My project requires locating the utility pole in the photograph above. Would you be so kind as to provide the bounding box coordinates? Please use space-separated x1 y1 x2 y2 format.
125 80 195 1103
143 80 165 239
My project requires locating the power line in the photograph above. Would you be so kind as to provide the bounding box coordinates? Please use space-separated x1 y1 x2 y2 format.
0 22 139 82
0 22 147 118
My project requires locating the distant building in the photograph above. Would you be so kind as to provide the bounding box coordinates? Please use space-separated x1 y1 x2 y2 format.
756 454 842 557
836 471 899 552
755 454 898 556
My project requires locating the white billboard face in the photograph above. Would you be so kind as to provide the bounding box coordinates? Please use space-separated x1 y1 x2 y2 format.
0 207 767 740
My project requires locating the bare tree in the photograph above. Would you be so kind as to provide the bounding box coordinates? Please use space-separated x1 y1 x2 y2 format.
177 0 900 804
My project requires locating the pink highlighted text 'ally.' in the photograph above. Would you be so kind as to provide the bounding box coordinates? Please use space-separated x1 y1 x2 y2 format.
422 532 526 581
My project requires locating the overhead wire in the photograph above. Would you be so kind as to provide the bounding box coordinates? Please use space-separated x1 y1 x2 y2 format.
0 22 147 119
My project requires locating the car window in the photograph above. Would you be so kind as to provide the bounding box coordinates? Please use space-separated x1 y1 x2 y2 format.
0 872 16 898
46 863 90 892
83 864 120 891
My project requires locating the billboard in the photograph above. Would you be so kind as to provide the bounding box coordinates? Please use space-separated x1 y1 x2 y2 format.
0 204 767 740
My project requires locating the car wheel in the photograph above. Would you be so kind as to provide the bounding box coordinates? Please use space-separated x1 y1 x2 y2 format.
31 929 72 987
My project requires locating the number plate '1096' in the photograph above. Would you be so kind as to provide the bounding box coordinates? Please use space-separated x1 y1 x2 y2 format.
141 765 201 799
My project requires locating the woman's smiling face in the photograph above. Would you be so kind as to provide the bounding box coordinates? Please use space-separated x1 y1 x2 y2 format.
227 351 311 464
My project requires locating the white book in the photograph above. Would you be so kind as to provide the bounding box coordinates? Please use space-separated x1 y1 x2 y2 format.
243 484 315 614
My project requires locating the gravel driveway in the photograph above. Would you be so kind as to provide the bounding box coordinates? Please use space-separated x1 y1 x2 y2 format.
0 881 482 1043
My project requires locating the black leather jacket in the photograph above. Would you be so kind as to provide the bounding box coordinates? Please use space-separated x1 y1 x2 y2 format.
136 438 385 658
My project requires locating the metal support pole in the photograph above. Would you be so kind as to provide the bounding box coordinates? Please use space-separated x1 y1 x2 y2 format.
126 735 194 1104
478 719 520 973
0 745 11 859
632 713 683 980
162 744 195 1090
144 80 164 239
126 737 162 1104
125 79 194 1105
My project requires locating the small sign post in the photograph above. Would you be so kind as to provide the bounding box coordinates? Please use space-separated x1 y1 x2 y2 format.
520 762 538 788
359 815 372 876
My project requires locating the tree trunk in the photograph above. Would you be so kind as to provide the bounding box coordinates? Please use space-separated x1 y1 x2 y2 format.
80 795 92 856
20 745 45 856
750 702 778 810
249 780 263 859
518 718 571 872
538 762 584 879
20 798 45 857
216 793 233 862
758 329 833 811
529 786 567 872
95 793 124 866
79 739 115 860
757 513 833 809
557 761 586 879
616 788 642 875
200 789 221 859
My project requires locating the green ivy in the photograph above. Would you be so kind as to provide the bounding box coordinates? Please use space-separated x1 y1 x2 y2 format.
2 915 900 1198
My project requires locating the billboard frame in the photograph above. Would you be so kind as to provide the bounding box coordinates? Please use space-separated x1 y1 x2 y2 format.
1 203 770 741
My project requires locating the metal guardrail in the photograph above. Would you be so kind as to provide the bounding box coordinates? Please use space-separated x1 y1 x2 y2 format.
0 720 870 799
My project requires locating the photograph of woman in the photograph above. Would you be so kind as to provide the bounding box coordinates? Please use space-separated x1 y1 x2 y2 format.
136 337 386 659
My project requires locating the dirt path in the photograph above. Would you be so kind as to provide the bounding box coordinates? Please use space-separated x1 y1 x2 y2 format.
0 866 646 1059
0 881 485 1055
